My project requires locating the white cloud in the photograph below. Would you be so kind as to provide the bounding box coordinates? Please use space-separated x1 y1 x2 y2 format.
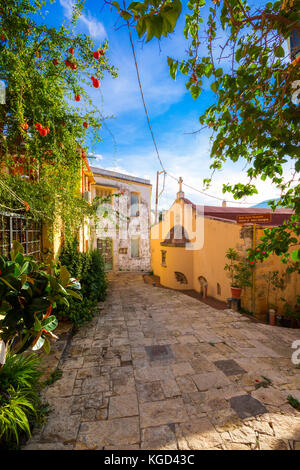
59 0 107 40
79 12 106 40
98 31 187 117
104 165 133 176
100 138 293 210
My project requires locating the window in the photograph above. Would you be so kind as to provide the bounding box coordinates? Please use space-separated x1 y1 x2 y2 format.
161 250 167 267
131 237 140 258
0 212 41 261
130 192 139 216
174 272 188 284
96 187 112 204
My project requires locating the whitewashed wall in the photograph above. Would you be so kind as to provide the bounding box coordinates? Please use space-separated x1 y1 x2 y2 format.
91 174 151 272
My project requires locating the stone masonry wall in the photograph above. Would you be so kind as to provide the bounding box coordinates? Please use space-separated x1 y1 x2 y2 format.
93 179 151 273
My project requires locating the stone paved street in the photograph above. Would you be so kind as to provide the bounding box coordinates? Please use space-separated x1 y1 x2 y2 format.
24 273 300 450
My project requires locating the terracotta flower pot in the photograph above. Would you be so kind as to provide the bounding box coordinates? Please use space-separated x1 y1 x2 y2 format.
231 287 242 298
269 309 276 326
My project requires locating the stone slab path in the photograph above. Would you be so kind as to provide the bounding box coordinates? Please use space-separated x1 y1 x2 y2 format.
24 273 300 450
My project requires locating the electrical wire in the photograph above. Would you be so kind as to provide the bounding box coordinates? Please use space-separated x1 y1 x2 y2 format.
166 172 253 205
0 178 28 206
0 177 46 217
123 0 165 173
123 6 257 207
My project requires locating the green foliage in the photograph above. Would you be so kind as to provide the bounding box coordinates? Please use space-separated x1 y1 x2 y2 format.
58 296 97 328
81 249 107 302
255 376 272 390
224 247 252 288
282 296 300 321
0 240 79 357
252 215 300 274
287 394 300 411
0 0 117 241
261 270 286 310
0 353 41 393
0 385 35 448
119 0 182 42
42 367 63 387
57 240 107 327
0 352 48 449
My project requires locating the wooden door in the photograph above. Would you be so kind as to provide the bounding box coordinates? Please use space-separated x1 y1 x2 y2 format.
97 237 113 271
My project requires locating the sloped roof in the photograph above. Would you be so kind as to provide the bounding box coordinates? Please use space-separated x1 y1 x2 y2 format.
180 197 294 227
90 166 151 186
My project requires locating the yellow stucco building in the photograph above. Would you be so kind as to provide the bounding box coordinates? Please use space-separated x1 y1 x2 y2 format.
151 189 299 321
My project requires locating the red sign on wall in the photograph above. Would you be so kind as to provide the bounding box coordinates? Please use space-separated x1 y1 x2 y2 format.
237 213 272 224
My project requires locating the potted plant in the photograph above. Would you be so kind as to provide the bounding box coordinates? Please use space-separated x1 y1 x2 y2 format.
280 297 300 328
268 308 277 326
224 248 252 298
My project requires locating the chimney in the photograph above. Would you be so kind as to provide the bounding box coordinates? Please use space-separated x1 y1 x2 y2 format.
222 200 227 207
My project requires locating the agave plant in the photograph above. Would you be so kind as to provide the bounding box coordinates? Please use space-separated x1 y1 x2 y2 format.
0 241 82 363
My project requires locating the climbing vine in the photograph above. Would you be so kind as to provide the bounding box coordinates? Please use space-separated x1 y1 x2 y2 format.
0 0 117 241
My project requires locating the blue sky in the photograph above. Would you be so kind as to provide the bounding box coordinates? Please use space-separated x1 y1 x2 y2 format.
41 0 294 210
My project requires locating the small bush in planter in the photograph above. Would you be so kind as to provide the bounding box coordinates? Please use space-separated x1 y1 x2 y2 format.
224 248 252 297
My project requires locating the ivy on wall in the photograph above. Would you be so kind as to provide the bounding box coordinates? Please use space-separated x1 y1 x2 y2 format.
0 0 118 241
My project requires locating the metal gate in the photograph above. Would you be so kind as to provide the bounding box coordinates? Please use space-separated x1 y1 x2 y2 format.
0 211 42 261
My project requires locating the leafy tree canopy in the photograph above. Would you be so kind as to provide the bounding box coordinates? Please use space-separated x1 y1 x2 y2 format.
109 0 300 271
0 0 117 240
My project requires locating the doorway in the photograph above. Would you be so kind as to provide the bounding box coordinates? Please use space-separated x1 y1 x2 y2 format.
97 237 113 271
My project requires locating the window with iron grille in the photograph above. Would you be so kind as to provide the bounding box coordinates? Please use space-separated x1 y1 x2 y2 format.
0 212 42 261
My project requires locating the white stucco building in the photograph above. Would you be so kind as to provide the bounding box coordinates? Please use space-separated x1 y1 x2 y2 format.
90 167 152 272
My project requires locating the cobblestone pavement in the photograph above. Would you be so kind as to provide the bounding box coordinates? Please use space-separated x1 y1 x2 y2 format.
24 273 300 450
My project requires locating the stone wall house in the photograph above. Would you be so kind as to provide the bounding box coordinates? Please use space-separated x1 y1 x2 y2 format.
90 167 152 272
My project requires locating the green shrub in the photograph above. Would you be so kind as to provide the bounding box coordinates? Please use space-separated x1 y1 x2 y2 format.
0 353 49 449
0 385 35 448
57 297 97 328
58 240 107 326
59 238 85 280
0 353 41 393
81 249 107 302
0 240 80 358
287 394 300 411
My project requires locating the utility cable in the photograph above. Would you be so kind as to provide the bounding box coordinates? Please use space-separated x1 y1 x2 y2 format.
166 172 253 205
122 5 261 207
123 0 165 173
